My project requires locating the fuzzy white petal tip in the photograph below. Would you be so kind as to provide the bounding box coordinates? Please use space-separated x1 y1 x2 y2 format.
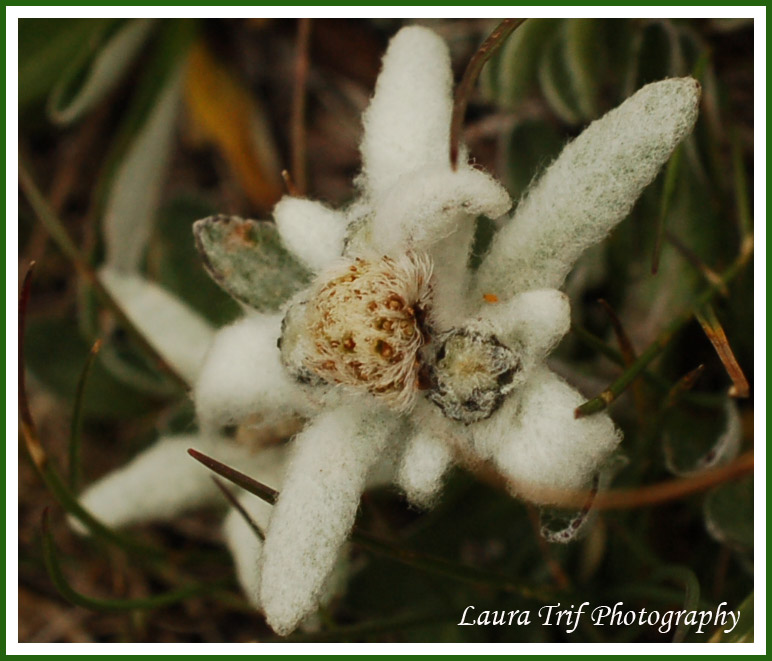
273 197 347 272
359 26 453 198
99 267 214 384
472 367 622 503
397 425 455 509
70 435 253 534
258 404 394 635
370 166 512 255
194 314 310 433
478 77 701 297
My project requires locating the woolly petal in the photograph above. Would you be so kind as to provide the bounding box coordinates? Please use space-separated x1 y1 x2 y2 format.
471 367 622 503
477 77 701 296
194 314 311 433
259 403 395 635
221 446 287 607
359 26 453 198
273 196 347 272
99 267 214 384
369 166 512 256
477 289 570 374
71 434 255 533
396 403 461 508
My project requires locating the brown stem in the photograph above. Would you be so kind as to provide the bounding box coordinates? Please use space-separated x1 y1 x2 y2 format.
450 18 526 169
466 451 753 511
695 305 750 398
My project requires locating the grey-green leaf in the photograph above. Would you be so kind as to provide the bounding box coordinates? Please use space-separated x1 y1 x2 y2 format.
102 65 185 272
663 399 741 477
703 476 753 551
47 18 157 125
193 215 312 311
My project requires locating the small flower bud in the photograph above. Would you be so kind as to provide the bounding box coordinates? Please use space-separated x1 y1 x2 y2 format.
427 328 521 424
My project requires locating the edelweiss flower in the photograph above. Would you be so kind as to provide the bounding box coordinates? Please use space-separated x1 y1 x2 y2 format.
72 25 700 637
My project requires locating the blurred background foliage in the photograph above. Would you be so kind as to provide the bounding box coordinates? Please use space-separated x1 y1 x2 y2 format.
18 18 754 642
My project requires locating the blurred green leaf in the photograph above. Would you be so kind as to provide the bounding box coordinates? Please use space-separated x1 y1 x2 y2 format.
193 215 312 311
47 19 157 125
94 19 199 209
67 339 101 491
537 29 582 125
25 317 162 419
563 19 604 119
663 399 741 476
481 18 561 108
101 65 184 272
18 18 117 110
703 475 753 550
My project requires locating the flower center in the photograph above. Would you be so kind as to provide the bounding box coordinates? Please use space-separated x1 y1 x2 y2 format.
427 329 520 424
280 252 433 411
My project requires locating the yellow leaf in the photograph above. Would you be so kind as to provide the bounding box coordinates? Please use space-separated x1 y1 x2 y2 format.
185 42 283 211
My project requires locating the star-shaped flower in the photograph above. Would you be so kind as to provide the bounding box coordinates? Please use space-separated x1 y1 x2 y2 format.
193 26 699 634
73 24 700 637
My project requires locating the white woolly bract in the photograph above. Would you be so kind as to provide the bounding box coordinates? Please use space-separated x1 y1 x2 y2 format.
477 77 701 297
284 252 433 412
477 289 570 375
71 434 258 534
471 367 622 502
396 403 462 508
194 314 311 433
259 403 396 635
99 267 214 383
359 26 454 199
369 166 512 255
221 446 287 607
273 196 347 272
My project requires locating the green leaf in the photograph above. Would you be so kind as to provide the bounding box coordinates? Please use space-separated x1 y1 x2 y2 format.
47 19 157 125
193 215 312 311
93 19 199 212
24 317 163 420
703 475 753 551
18 18 116 110
481 18 562 108
563 18 604 120
68 340 101 491
537 28 583 125
102 65 185 272
663 399 741 476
